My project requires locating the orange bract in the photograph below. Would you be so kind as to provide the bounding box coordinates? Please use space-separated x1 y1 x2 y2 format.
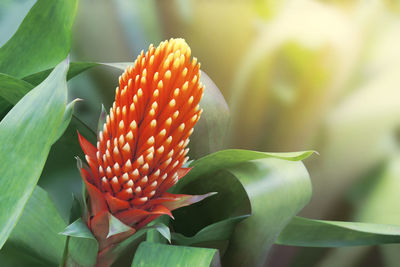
78 39 207 232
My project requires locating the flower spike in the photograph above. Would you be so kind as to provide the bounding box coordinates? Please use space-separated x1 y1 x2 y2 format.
77 39 211 257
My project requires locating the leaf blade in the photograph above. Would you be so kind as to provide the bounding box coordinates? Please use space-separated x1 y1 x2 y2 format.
0 58 69 249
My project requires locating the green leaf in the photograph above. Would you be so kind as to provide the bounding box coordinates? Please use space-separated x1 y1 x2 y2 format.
61 218 94 239
38 117 96 222
223 158 312 266
174 149 313 192
172 215 249 246
0 244 50 267
4 186 67 266
107 214 132 238
189 71 230 158
99 223 171 266
171 150 313 266
23 62 98 86
0 58 69 249
60 218 98 267
0 73 33 104
0 0 78 78
276 216 400 247
54 98 81 143
131 242 221 267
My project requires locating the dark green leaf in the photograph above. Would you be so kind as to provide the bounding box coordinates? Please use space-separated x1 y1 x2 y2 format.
277 216 400 247
0 73 33 104
4 186 67 266
172 215 249 246
0 58 69 249
131 242 221 267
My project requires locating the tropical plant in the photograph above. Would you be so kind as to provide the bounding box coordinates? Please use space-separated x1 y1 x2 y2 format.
1 1 400 267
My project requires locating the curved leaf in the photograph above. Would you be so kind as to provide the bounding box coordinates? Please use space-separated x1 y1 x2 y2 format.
174 149 313 192
131 242 221 267
172 215 249 246
0 0 78 78
0 73 33 104
0 58 69 249
189 71 230 158
223 158 312 266
171 150 313 266
3 186 67 266
277 216 400 247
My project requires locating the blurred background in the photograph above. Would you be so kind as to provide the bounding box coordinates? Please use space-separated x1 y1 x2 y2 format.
2 0 400 266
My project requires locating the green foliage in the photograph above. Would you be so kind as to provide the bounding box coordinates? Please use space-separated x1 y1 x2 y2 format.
3 0 400 266
131 242 221 267
277 217 400 247
1 186 67 266
172 150 313 266
0 0 77 78
0 59 69 249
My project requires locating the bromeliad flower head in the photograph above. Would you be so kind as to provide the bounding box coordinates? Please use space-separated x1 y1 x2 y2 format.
77 39 212 245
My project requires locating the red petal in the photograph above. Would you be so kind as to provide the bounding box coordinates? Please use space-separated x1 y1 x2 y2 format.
151 204 173 218
105 193 130 213
90 211 109 243
135 205 172 229
177 167 192 180
115 208 150 226
77 130 97 159
140 192 179 209
163 192 216 211
80 168 107 215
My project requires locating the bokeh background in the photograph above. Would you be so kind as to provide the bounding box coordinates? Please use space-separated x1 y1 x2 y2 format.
2 0 400 266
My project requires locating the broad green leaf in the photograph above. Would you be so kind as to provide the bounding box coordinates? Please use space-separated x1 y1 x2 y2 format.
0 0 78 78
2 186 67 266
0 59 69 249
189 71 230 158
174 149 313 192
222 158 311 266
60 218 98 267
171 150 313 266
276 216 400 247
0 244 50 267
131 242 221 267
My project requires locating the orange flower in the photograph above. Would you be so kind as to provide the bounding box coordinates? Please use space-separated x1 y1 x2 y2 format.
77 39 212 253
